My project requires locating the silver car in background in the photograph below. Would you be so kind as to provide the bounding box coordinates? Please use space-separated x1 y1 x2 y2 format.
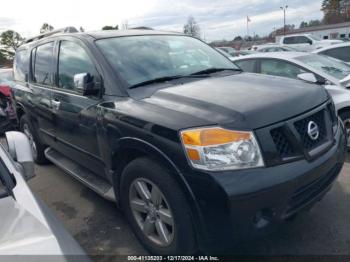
231 52 350 146
0 132 87 260
313 42 350 65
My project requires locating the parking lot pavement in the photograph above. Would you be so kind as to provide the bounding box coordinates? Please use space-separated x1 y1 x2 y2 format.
1 136 350 256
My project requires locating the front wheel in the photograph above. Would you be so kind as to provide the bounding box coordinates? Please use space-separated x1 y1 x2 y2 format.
20 115 48 164
339 111 350 149
120 157 197 255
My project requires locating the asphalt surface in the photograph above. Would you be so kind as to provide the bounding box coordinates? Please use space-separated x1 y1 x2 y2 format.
1 136 350 256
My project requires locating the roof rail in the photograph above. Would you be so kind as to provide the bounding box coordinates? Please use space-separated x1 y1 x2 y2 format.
25 26 78 44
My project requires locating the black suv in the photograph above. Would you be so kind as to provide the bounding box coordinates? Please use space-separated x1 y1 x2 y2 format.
12 28 346 254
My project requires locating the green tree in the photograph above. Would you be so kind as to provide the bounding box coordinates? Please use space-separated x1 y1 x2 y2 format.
183 16 201 38
0 50 6 65
102 25 119 30
233 36 243 41
299 20 322 29
40 23 54 33
299 21 308 28
308 19 322 26
0 30 24 59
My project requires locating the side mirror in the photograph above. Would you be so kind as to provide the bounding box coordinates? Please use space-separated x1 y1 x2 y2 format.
339 74 350 88
308 40 313 45
5 131 35 181
74 73 100 96
297 73 318 84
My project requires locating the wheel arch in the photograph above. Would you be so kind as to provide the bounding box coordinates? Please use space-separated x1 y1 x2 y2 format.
16 102 26 121
338 106 350 117
110 137 205 242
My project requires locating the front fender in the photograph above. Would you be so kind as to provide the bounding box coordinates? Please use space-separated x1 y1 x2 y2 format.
326 85 350 112
109 137 206 244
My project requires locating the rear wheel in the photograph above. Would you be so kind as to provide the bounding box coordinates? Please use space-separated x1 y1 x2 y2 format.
20 115 48 164
120 157 197 255
339 111 350 149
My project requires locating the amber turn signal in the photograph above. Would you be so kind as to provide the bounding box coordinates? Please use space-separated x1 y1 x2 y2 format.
181 127 251 146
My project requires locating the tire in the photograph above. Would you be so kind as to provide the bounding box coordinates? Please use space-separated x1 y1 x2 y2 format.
20 115 48 164
120 157 197 255
339 111 350 150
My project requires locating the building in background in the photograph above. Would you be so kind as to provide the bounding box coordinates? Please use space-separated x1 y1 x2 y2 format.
276 22 350 42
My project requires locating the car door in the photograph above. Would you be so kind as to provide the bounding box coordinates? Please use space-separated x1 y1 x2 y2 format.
27 42 55 146
295 36 313 51
51 39 104 176
282 36 298 49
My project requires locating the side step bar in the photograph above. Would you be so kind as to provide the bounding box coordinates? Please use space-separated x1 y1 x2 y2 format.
45 147 116 202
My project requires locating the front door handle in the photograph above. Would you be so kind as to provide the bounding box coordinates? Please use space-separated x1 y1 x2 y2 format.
52 99 61 111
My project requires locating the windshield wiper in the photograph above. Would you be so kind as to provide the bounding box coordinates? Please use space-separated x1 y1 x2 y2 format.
129 75 184 89
128 74 212 89
190 67 241 76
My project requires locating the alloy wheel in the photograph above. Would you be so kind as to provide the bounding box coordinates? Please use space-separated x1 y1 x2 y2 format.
129 178 175 247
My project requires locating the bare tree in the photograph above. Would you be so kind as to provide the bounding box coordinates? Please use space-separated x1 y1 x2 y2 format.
183 16 201 38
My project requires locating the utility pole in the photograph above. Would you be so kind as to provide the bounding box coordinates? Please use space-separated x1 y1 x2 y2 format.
280 5 288 36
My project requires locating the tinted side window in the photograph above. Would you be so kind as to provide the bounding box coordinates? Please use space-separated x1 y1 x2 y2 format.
58 41 97 90
33 42 54 85
235 60 256 73
260 59 306 79
283 37 295 44
324 47 350 62
14 49 29 82
297 36 310 44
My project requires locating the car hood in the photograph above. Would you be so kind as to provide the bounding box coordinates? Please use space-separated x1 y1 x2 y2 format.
143 73 329 129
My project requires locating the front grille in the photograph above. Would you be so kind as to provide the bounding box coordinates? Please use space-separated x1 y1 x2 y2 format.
271 127 295 158
294 110 327 150
284 164 341 217
267 105 332 162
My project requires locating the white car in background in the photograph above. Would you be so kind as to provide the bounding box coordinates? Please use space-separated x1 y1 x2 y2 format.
232 52 350 146
0 132 87 259
250 43 297 52
278 34 343 52
313 42 350 65
258 45 299 52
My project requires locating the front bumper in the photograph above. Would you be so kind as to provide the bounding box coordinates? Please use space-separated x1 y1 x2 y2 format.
186 121 346 250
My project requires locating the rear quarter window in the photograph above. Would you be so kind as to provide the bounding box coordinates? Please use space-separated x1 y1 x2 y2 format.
32 42 54 86
14 49 29 82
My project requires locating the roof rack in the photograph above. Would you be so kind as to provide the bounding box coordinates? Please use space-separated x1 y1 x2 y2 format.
25 26 78 44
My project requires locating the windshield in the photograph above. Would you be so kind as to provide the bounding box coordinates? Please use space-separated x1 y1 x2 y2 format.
296 54 350 80
0 70 13 85
308 35 321 41
96 35 238 87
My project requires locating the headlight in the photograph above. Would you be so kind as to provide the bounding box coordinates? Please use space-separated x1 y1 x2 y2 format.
180 127 264 171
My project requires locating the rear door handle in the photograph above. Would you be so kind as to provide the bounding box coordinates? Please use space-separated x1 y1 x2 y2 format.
52 99 61 110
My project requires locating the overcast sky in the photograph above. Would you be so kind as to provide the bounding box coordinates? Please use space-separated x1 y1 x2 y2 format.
0 0 323 41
